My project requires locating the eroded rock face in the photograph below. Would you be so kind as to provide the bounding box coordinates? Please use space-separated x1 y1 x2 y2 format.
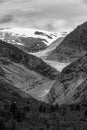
47 54 87 105
47 22 87 62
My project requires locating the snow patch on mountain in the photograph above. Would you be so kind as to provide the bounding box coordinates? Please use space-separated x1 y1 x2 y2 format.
0 28 67 45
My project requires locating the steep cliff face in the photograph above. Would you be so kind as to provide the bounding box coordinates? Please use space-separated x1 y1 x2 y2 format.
47 54 87 105
47 22 87 62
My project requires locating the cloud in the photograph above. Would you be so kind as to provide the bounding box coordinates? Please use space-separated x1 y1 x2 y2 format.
83 0 87 4
0 0 4 3
0 14 13 23
0 0 87 32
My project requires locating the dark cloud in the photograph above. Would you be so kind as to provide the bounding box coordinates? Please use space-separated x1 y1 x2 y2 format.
0 14 13 23
0 0 4 3
83 0 87 3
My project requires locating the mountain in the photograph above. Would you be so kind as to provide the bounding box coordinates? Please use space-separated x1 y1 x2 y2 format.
29 36 68 72
47 54 87 105
47 22 87 63
30 37 64 59
0 39 59 101
0 32 87 130
0 39 61 130
0 28 62 53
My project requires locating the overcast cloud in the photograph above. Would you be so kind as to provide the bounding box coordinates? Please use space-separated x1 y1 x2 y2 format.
0 0 87 32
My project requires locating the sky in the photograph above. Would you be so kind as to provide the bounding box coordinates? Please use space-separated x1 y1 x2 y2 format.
0 0 87 32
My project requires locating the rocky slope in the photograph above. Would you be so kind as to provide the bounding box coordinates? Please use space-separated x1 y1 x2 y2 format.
0 77 31 102
1 78 87 130
47 54 87 105
0 39 59 100
47 22 87 62
1 55 87 130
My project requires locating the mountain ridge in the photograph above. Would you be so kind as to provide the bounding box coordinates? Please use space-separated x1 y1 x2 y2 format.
47 22 87 62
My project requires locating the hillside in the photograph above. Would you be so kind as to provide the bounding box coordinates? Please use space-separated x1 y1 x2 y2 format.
0 40 59 101
47 22 87 62
47 54 87 105
0 30 87 130
0 75 87 130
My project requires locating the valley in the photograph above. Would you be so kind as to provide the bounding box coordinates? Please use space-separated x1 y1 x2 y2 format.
0 22 87 129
